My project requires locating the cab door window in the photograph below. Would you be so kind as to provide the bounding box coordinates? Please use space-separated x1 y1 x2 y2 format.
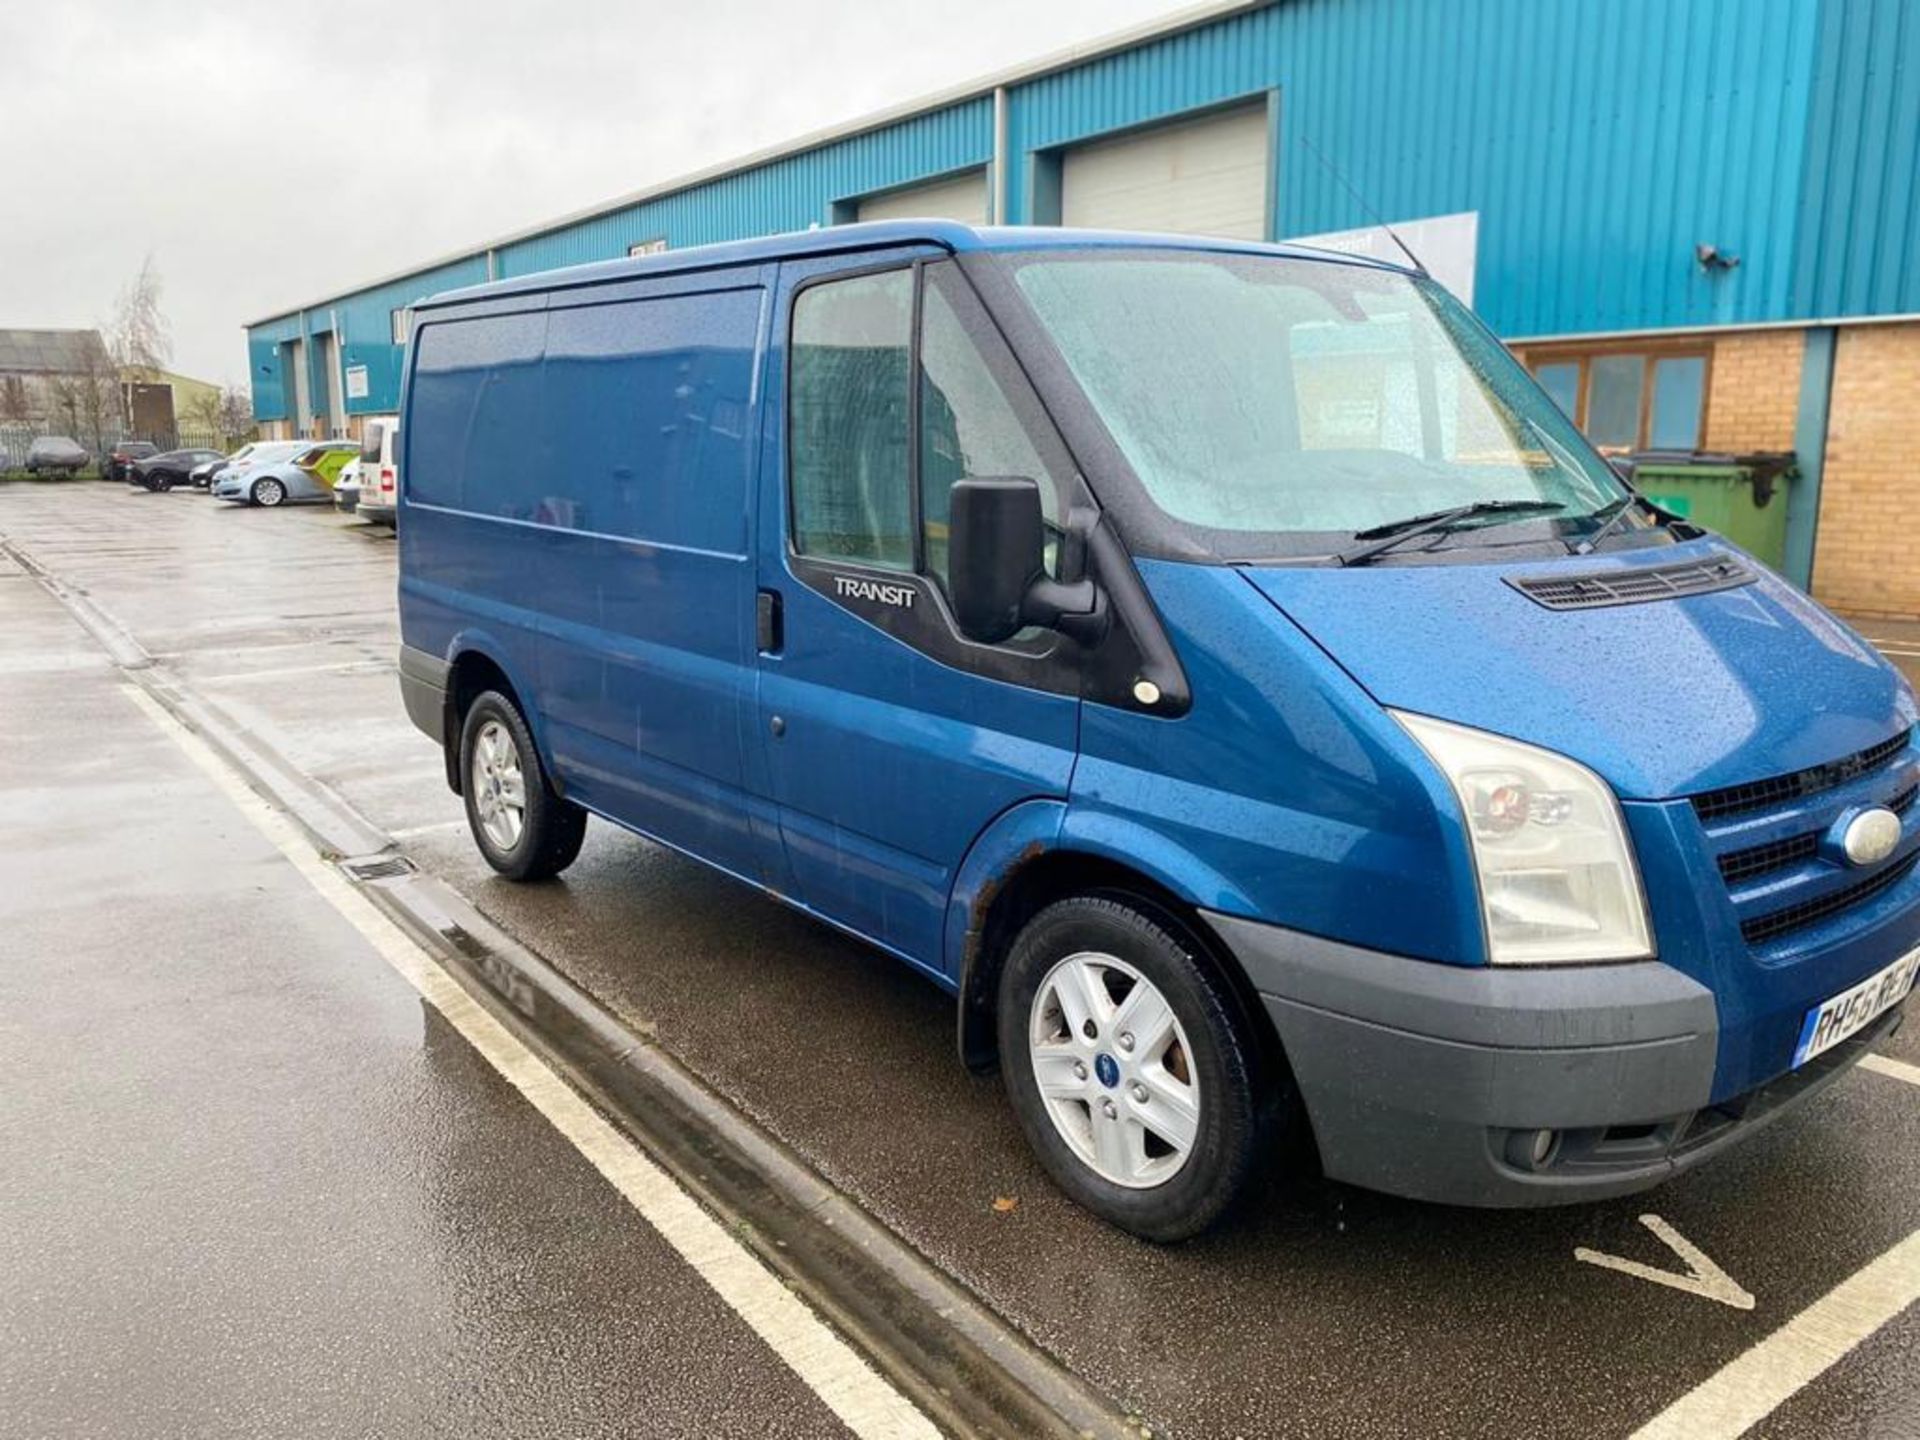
789 260 1068 602
788 268 914 569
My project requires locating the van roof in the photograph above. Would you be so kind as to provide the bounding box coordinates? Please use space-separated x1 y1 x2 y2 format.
413 221 1413 312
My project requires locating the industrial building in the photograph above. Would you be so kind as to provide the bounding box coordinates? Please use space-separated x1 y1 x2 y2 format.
245 0 1920 618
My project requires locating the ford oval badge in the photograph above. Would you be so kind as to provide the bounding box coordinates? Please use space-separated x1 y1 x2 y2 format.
1840 807 1901 868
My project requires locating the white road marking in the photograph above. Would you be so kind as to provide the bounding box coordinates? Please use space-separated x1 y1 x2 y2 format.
1861 1051 1920 1087
1575 1214 1755 1310
388 818 471 840
122 684 939 1440
200 658 393 684
1630 1228 1920 1439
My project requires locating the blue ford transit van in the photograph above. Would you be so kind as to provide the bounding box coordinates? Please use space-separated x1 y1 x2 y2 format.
397 223 1918 1239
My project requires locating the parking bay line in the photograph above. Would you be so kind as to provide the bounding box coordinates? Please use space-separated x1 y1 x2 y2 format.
1860 1052 1920 1088
1629 1226 1920 1439
121 683 940 1440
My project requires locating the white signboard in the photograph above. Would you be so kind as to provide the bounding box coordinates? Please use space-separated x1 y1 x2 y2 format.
344 364 369 401
1285 210 1479 307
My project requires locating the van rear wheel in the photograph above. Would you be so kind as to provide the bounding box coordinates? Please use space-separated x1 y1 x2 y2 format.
458 691 587 881
998 896 1260 1242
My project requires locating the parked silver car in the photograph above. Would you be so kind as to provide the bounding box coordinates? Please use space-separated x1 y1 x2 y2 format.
210 441 357 507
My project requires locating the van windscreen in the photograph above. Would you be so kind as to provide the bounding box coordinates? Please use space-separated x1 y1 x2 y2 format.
1008 250 1628 560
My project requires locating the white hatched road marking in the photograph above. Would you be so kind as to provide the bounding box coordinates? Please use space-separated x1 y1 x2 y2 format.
122 684 940 1440
1630 1229 1920 1439
1575 1215 1755 1310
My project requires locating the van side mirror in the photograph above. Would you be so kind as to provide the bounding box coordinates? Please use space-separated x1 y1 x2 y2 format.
948 476 1102 645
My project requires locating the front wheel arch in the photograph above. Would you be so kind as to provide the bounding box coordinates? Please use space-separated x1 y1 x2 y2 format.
956 845 1284 1097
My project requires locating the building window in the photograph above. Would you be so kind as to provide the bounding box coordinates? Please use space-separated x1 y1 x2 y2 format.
628 238 668 258
1523 345 1710 453
390 308 411 346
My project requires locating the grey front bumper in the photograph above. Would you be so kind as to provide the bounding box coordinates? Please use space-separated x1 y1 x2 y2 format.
1204 912 1830 1207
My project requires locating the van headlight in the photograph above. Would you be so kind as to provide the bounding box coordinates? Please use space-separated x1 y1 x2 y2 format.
1394 712 1652 965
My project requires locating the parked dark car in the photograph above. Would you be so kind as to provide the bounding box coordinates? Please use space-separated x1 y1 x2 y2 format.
106 441 159 483
25 436 89 475
189 445 257 490
134 448 227 491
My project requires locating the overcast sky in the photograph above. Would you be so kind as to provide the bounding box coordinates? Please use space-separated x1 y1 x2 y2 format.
3 0 1181 387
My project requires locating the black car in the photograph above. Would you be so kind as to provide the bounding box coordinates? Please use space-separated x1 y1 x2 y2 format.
107 441 159 483
134 448 227 491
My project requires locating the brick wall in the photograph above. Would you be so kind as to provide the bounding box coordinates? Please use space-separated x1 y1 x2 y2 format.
1702 330 1803 452
1812 322 1920 620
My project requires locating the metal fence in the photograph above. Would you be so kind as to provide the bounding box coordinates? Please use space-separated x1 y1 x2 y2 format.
0 422 247 472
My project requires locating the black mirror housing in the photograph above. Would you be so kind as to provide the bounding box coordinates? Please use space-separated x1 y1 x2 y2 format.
949 475 1105 646
949 476 1047 644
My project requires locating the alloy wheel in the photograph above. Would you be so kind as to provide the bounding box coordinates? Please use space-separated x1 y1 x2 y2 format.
1028 950 1200 1188
470 718 527 851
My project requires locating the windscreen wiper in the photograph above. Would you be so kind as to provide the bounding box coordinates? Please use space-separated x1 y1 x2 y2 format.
1336 499 1566 567
1573 495 1638 555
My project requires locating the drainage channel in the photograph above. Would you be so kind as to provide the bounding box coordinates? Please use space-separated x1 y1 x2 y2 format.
7 533 1142 1440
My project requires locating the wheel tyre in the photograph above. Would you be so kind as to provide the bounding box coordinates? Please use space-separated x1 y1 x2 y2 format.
252 477 285 507
998 896 1262 1242
458 691 587 881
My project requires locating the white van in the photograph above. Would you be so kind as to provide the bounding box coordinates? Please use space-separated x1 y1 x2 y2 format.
357 417 400 525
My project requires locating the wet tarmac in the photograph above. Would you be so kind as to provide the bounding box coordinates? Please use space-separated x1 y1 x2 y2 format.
6 482 1919 1439
0 534 854 1438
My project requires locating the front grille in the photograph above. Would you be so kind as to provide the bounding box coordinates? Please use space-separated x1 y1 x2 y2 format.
1739 853 1919 945
1692 729 1912 822
1507 555 1754 611
1894 783 1918 817
1718 833 1820 884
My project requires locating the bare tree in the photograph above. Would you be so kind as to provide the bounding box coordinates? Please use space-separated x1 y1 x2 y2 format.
184 388 224 439
184 385 254 447
107 255 173 421
48 376 83 435
0 375 31 423
217 386 253 441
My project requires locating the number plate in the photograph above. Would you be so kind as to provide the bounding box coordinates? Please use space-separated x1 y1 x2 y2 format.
1792 945 1919 1068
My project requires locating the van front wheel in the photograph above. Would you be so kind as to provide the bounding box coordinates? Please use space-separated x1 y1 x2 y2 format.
998 897 1260 1242
458 691 587 881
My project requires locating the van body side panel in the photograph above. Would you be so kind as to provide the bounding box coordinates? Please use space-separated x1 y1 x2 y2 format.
754 249 1081 969
532 276 772 882
399 267 781 886
1075 560 1484 966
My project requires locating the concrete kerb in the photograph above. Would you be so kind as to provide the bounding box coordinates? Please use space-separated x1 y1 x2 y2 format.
1 532 1142 1440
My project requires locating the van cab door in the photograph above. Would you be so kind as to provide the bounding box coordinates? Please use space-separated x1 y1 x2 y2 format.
752 251 1082 975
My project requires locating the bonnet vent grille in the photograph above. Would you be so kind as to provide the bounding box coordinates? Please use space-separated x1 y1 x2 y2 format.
1507 555 1755 610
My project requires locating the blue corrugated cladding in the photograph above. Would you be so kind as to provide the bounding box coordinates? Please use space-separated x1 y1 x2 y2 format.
497 99 990 276
331 258 490 416
1791 0 1920 319
247 0 1920 399
246 314 302 422
1009 0 1825 337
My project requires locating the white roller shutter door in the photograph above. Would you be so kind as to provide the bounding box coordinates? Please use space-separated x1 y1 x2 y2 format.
856 171 990 225
1061 104 1269 239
